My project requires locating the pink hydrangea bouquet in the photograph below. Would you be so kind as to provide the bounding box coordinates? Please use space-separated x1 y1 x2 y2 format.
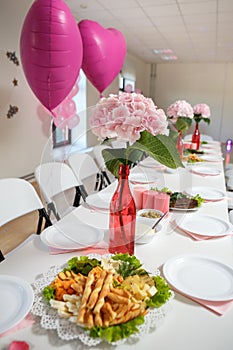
167 100 194 132
90 92 182 177
193 103 211 124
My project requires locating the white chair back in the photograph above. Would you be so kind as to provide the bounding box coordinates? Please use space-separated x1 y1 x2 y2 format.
35 162 80 219
0 178 51 261
0 178 43 226
68 152 105 197
68 153 99 184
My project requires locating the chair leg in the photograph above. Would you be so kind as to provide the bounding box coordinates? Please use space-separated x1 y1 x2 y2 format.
0 250 5 262
94 173 101 191
48 202 60 221
37 208 52 234
73 185 88 206
102 170 111 186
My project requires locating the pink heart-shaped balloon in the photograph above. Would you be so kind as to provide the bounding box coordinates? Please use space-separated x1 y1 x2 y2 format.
78 20 126 94
20 0 83 112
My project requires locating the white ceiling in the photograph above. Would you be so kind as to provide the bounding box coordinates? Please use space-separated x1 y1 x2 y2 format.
65 0 233 64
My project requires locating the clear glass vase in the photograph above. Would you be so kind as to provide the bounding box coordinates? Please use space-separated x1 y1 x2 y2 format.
109 164 136 255
192 122 200 150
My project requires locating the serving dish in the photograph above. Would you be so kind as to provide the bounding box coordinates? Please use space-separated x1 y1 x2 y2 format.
32 254 173 346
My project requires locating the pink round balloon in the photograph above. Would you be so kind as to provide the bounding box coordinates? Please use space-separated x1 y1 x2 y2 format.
67 114 80 129
68 82 79 98
53 115 68 129
62 99 76 118
20 0 83 111
78 20 126 94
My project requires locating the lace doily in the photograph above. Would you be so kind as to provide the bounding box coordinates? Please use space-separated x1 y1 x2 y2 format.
31 254 174 346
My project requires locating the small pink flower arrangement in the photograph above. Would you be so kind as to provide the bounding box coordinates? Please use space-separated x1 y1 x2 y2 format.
167 100 194 132
90 92 182 177
90 92 169 143
193 103 211 124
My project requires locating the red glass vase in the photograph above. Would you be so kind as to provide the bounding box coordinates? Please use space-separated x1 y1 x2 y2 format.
109 164 136 255
176 131 183 158
192 122 200 150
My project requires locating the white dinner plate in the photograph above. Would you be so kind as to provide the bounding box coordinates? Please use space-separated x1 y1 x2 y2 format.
200 155 224 162
41 224 104 250
139 157 164 169
85 192 113 211
163 255 233 301
176 214 233 237
190 165 221 176
49 223 104 247
129 173 157 184
0 275 34 333
185 186 226 201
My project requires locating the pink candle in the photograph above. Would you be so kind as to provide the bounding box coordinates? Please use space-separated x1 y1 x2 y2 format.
132 186 146 210
153 192 170 213
142 190 155 209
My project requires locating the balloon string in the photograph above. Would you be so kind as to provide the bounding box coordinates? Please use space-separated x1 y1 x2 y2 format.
100 93 103 98
51 110 56 118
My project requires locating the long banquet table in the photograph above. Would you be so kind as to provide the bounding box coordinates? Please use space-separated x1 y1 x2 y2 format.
1 152 233 350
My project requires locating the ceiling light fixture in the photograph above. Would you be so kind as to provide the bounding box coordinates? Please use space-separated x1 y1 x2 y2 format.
161 55 178 61
153 48 173 55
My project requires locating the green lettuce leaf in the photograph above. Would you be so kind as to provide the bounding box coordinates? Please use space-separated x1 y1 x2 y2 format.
89 315 145 343
146 275 172 308
43 286 55 301
65 256 101 276
112 253 148 278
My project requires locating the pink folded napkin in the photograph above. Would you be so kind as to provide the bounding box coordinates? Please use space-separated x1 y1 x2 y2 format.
48 240 109 255
0 314 34 338
8 341 30 350
173 287 233 315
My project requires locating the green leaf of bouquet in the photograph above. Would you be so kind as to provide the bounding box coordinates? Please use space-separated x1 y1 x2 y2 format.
102 147 145 178
175 117 192 132
130 131 183 169
203 117 210 125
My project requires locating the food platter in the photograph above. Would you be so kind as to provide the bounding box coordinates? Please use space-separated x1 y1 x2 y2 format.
31 254 174 346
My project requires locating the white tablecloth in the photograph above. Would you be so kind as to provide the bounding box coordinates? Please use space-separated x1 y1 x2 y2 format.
1 158 233 350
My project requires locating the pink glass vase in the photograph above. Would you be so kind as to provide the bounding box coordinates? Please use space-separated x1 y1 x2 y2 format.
176 131 183 158
109 164 136 255
192 122 200 150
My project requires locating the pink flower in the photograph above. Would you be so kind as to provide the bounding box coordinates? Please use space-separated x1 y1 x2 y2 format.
167 100 194 121
193 103 210 118
90 92 169 143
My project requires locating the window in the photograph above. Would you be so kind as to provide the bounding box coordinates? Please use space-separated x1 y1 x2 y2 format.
52 123 71 148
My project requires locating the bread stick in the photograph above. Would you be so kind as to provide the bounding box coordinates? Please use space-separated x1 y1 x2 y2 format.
87 270 107 309
93 271 113 314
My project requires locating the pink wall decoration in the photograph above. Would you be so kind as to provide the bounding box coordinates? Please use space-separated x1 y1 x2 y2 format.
20 0 83 112
78 19 127 95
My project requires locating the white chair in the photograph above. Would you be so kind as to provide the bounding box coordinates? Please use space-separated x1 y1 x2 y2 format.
0 178 52 261
92 145 113 186
35 162 83 220
67 153 104 201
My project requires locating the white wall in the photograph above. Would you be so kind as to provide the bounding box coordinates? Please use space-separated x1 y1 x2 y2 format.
154 63 233 142
0 0 52 178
